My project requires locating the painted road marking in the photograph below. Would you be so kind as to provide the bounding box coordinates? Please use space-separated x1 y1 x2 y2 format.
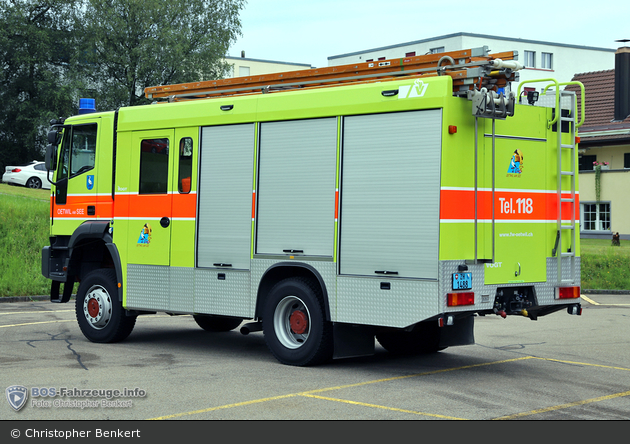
581 294 630 306
493 390 630 420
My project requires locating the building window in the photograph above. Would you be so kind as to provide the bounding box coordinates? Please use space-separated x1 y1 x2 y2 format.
524 51 535 68
624 153 630 168
238 66 250 77
541 52 553 69
582 203 611 231
378 57 386 61
405 51 416 57
579 155 597 171
429 47 445 54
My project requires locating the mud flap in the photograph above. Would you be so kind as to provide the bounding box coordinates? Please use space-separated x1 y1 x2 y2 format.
439 315 475 348
333 323 375 359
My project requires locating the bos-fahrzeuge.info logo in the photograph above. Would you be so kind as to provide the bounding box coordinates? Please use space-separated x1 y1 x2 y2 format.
6 385 28 411
6 386 146 411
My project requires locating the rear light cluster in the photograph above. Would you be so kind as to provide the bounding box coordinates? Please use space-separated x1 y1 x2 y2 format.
447 292 474 307
11 168 21 172
556 286 581 299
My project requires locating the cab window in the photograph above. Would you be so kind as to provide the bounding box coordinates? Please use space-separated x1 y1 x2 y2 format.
139 138 169 194
178 137 193 193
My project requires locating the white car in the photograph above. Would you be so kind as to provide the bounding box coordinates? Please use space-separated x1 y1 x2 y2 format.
2 161 52 189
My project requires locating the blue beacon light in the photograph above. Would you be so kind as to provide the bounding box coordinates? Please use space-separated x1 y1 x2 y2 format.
79 98 96 114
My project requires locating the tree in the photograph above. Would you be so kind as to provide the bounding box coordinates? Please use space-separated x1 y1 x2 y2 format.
79 0 245 109
0 0 80 172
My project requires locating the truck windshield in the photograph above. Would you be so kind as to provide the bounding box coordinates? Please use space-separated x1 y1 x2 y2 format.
57 123 98 181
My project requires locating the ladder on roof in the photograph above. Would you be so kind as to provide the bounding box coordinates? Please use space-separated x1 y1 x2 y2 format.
145 47 523 101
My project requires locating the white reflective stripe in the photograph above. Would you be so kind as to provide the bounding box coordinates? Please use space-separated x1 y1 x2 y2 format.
440 219 581 223
440 187 579 194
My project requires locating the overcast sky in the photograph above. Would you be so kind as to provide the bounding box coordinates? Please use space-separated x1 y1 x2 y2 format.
228 0 629 68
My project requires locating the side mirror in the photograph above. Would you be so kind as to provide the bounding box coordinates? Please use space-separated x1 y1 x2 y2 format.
48 130 60 145
45 144 57 171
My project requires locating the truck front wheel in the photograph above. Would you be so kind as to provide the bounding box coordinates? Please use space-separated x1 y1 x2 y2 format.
76 269 136 343
262 278 333 366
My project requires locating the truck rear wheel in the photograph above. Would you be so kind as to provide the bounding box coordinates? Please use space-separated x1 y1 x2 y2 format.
193 315 242 332
376 322 443 355
76 269 136 343
262 278 333 366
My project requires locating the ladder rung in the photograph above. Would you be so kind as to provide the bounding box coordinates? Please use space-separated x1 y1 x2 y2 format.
561 252 575 257
561 225 574 230
561 144 574 149
561 171 574 176
560 116 574 121
561 198 574 203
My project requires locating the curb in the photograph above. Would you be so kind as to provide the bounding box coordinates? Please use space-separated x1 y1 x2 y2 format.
0 295 76 303
582 289 630 295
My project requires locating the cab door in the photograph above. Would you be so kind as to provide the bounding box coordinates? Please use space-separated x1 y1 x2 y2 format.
125 129 174 266
52 121 100 234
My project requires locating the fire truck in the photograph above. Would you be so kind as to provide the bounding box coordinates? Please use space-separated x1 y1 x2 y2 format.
42 47 583 366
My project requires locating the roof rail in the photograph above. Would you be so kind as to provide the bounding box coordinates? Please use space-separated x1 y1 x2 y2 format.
145 47 522 102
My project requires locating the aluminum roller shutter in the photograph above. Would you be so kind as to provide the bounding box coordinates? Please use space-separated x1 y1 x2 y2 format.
339 110 442 279
197 123 255 270
256 118 337 257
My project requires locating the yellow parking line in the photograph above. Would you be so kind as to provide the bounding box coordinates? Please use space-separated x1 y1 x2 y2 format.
147 357 534 420
301 356 535 395
148 394 298 420
0 320 75 328
493 390 630 420
533 357 630 372
580 295 599 305
581 294 630 306
0 310 74 316
300 393 467 420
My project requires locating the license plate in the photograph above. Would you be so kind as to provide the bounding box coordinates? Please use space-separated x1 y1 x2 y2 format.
452 272 472 290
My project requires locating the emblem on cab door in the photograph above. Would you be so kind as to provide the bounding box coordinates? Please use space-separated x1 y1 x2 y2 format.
137 223 152 246
86 174 94 190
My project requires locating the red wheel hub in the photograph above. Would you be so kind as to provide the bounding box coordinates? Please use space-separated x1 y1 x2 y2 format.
289 310 308 334
87 298 100 318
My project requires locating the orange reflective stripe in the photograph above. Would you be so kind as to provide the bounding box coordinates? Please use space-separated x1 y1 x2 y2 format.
114 193 196 219
440 189 579 222
51 194 113 219
52 193 197 220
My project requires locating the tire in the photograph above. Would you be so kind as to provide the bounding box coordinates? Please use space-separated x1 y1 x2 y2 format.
376 322 443 355
193 315 242 332
26 177 42 189
75 269 136 343
262 278 333 366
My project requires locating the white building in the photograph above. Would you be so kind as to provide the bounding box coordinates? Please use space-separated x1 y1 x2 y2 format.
225 55 312 78
327 32 616 94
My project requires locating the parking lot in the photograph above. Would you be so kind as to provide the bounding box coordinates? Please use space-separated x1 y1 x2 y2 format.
1 294 629 421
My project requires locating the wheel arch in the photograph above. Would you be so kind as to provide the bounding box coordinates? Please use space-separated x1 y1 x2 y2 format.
255 262 331 321
67 221 123 302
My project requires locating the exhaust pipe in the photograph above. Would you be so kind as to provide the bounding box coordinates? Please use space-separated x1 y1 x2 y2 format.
240 321 263 335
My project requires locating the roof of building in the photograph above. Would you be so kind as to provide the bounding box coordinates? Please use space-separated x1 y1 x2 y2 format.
566 69 630 143
328 32 617 60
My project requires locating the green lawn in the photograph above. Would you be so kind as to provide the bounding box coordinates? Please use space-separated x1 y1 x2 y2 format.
580 238 630 290
0 183 52 297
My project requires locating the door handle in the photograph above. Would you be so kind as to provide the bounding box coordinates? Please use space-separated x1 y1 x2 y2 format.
160 217 170 228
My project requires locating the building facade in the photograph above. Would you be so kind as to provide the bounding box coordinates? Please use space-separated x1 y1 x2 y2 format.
566 46 630 239
225 55 312 78
327 32 616 94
